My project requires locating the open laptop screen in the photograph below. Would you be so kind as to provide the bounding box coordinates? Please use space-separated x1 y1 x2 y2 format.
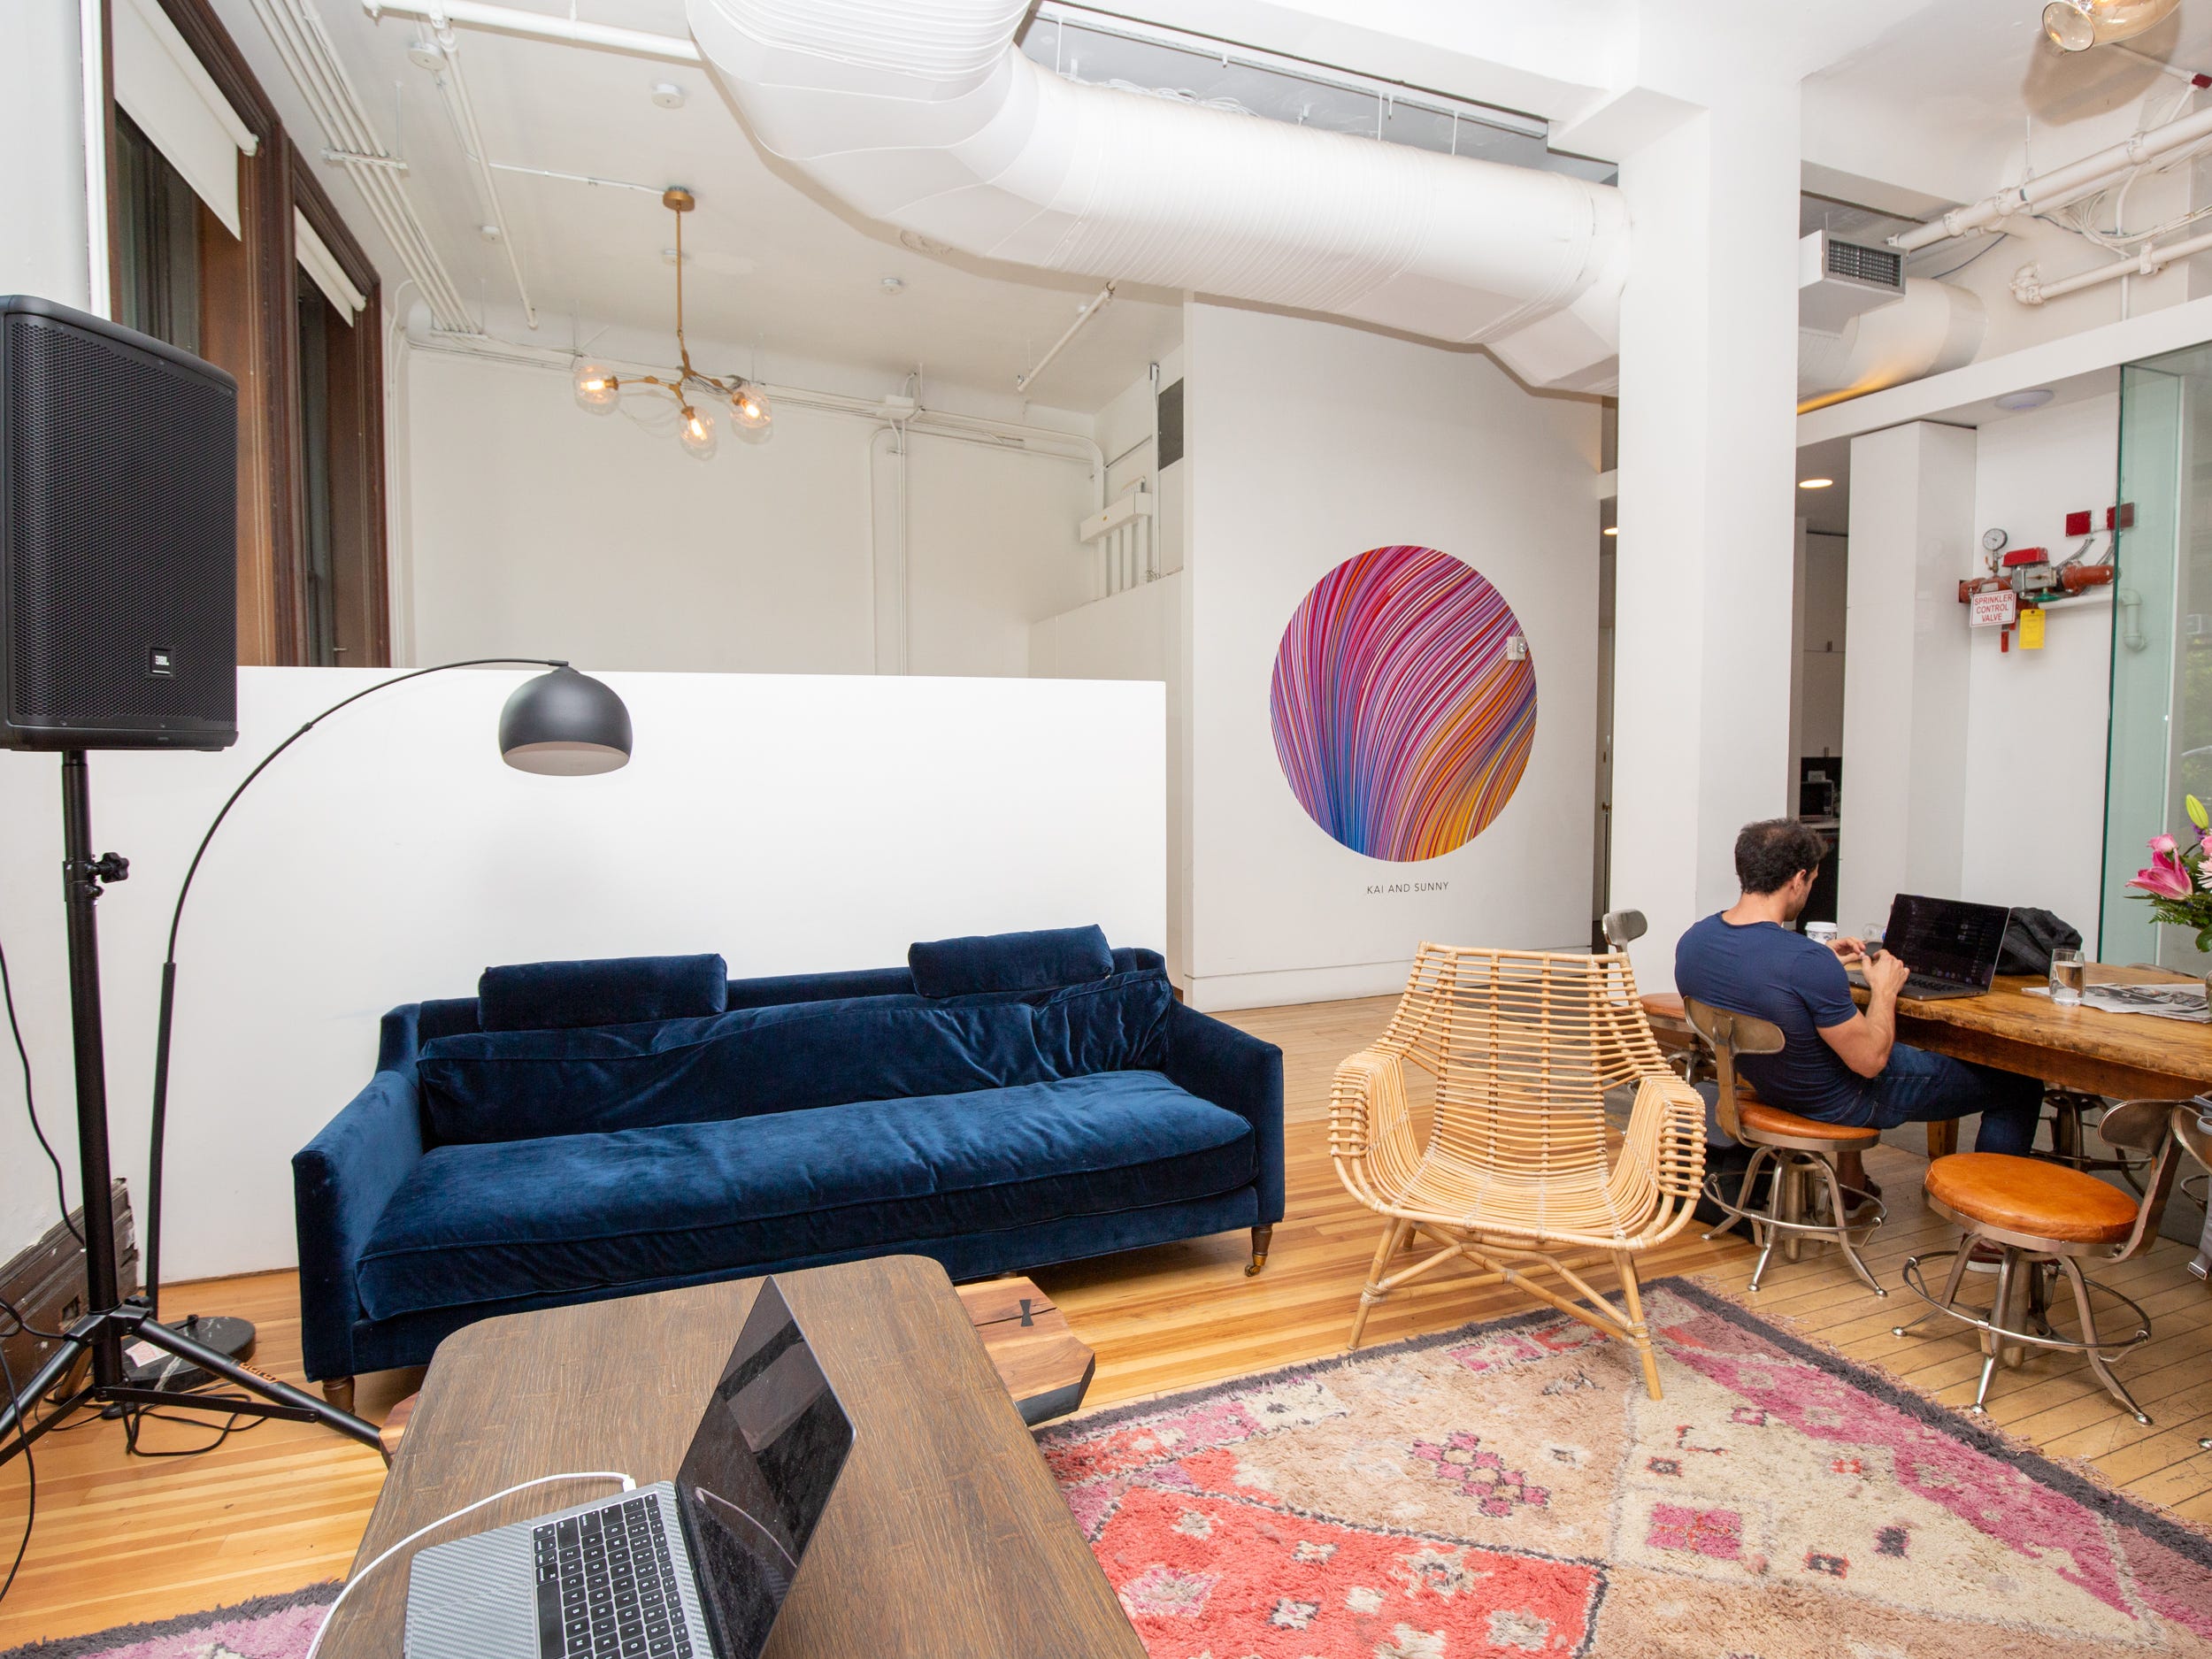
674 1279 855 1659
1885 894 2011 988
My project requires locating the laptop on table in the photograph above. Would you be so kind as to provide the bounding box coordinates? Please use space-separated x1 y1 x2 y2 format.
405 1279 854 1659
1854 893 2011 1002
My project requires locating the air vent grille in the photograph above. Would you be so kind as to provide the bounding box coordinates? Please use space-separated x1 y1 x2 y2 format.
1824 238 1902 290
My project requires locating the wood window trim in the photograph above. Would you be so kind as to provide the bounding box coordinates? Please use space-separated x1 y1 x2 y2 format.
288 142 391 666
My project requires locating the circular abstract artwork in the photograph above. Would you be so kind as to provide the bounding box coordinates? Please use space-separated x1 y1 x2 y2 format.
1269 545 1538 863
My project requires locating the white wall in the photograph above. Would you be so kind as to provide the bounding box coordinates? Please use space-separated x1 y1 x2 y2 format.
0 669 1166 1277
1030 573 1187 979
403 349 1096 679
2 2 92 310
1838 422 1978 935
0 0 96 1265
1961 393 2119 949
1838 397 2118 951
1181 302 1601 1010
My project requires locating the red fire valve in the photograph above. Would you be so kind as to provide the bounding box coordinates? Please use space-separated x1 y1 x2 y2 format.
2059 564 2115 593
2001 546 2048 567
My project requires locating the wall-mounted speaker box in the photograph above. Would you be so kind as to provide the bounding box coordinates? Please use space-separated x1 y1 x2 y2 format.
0 296 237 750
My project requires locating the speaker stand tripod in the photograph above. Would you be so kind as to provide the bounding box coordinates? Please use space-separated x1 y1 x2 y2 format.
0 752 382 1465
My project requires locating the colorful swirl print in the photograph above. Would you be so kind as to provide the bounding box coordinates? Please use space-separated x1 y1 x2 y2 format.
1269 545 1537 863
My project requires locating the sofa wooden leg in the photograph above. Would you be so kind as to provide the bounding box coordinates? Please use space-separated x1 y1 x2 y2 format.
322 1376 355 1414
1244 1224 1274 1278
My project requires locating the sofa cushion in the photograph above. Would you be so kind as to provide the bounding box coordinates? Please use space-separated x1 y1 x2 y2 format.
478 954 728 1033
909 926 1114 998
419 966 1173 1146
357 1071 1252 1321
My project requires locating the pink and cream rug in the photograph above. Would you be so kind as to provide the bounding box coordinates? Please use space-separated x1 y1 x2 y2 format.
1040 1278 2212 1658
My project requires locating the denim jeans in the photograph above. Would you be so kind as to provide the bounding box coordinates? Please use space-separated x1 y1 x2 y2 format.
1823 1042 2045 1156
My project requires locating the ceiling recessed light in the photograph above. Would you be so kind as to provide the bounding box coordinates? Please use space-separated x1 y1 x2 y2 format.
1798 477 1834 489
1993 388 2055 411
1602 526 1619 536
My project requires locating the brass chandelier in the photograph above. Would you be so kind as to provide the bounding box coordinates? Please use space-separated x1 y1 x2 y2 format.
572 188 771 456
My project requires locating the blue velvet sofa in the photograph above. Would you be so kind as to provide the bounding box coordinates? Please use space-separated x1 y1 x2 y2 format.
293 928 1283 1397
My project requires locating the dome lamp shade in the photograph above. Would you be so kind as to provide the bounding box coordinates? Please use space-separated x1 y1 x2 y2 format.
499 666 633 775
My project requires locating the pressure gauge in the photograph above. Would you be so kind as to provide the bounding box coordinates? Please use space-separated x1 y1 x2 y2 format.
1982 528 2009 554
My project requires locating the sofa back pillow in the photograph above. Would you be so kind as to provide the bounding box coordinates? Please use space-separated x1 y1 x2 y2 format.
909 926 1114 998
479 953 728 1033
419 967 1172 1146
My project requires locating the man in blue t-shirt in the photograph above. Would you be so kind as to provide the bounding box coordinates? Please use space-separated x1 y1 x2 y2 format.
1675 818 2043 1202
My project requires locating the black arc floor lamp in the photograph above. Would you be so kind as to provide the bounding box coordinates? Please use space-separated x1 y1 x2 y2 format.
0 661 632 1463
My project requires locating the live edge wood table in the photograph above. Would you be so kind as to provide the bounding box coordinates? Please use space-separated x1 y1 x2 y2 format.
1647 965 2212 1159
1888 966 2212 1157
318 1255 1144 1659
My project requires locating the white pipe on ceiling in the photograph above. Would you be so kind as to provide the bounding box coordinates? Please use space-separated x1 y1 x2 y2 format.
254 0 477 332
1893 101 2212 252
678 0 1628 390
2016 225 2212 303
424 10 537 326
365 0 701 63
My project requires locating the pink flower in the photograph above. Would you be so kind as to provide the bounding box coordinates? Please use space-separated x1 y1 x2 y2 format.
2150 833 2178 856
2129 851 2196 900
2200 831 2212 860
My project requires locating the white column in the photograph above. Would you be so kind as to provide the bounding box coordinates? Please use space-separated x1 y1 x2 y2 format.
1 1 93 307
1610 88 1803 989
1836 422 1978 933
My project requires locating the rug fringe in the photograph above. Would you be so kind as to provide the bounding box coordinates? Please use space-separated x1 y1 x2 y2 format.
0 1579 339 1659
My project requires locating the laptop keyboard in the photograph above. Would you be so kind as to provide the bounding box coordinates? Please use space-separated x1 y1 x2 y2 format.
534 1497 694 1659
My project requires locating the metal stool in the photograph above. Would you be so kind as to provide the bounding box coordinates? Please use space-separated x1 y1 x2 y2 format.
1892 1099 2187 1423
1684 997 1887 1295
2042 1088 2154 1194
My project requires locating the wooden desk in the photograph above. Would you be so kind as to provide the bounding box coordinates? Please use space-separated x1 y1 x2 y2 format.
1886 966 2212 1156
318 1256 1143 1659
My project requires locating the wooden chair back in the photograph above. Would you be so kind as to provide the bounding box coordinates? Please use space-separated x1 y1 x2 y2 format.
1374 942 1671 1182
2096 1099 2189 1261
1680 996 1784 1144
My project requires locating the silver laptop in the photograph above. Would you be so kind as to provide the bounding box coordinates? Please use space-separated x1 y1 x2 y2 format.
1858 894 2012 1002
404 1279 854 1659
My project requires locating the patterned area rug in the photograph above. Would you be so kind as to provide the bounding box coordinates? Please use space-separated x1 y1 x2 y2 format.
1040 1278 2212 1658
0 1583 337 1659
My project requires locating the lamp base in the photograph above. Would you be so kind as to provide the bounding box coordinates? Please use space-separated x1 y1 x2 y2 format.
122 1310 255 1394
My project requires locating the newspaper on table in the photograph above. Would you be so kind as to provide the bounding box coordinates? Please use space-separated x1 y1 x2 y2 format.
2078 980 2212 1023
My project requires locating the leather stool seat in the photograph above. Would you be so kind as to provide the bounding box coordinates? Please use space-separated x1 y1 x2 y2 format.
1738 1102 1879 1145
1925 1152 2139 1244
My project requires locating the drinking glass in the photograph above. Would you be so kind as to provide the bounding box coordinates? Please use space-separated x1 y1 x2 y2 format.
2049 946 2086 1006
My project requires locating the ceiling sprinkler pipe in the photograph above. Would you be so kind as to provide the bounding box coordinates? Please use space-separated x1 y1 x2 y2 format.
365 0 700 62
2014 225 2212 303
1893 101 2212 252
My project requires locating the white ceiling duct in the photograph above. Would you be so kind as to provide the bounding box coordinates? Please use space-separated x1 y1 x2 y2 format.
684 0 1629 390
1797 279 1985 412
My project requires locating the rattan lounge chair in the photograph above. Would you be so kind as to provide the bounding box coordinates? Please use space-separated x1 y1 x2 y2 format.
1330 942 1708 1400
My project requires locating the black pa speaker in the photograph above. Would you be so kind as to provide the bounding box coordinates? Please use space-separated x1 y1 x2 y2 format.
0 296 237 750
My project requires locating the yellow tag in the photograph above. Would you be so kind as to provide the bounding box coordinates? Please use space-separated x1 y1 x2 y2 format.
2019 606 2046 649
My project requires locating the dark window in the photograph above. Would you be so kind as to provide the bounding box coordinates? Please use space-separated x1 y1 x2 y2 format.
296 267 338 664
113 111 201 357
1157 378 1185 468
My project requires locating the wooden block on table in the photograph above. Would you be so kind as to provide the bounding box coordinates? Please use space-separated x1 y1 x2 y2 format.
956 1275 1096 1426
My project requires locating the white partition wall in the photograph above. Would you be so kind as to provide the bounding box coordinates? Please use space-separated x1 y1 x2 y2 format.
0 669 1166 1277
1837 423 1978 935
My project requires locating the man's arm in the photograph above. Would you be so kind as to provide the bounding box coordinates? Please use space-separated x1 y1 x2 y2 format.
1818 950 1909 1078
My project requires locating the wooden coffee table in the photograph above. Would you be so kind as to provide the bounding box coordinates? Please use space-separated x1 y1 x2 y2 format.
381 1272 1095 1453
954 1275 1095 1425
319 1256 1142 1657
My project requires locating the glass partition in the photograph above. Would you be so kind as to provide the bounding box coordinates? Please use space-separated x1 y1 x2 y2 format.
2108 348 2212 966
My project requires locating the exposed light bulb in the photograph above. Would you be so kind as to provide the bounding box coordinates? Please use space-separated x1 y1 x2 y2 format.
2042 0 2179 52
680 403 718 457
572 360 619 413
729 382 772 434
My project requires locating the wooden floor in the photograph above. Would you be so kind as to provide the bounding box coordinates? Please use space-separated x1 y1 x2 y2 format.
4 993 2209 1646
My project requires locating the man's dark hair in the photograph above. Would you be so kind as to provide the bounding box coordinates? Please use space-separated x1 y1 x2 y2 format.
1734 818 1831 895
